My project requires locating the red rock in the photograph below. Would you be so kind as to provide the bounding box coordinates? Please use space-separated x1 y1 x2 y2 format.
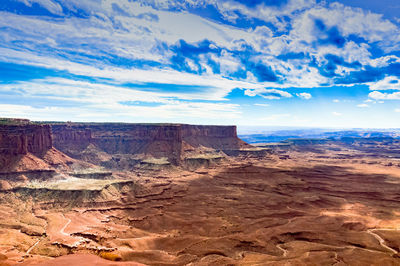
0 123 52 156
20 254 145 266
0 180 12 190
51 123 247 164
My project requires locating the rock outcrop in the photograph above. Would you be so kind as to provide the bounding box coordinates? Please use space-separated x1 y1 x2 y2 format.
181 124 247 150
0 122 52 156
0 119 80 176
0 119 255 174
51 123 183 164
51 123 249 165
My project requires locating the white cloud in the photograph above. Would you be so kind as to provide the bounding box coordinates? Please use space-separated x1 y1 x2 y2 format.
217 0 316 32
369 91 400 100
0 0 399 126
296 92 312 100
254 103 270 107
0 0 397 93
370 55 400 68
332 111 342 116
369 76 400 91
356 103 369 108
0 100 241 123
0 76 243 123
17 0 63 15
395 108 400 113
1 78 167 104
294 2 400 51
0 2 254 63
0 47 266 101
245 88 292 99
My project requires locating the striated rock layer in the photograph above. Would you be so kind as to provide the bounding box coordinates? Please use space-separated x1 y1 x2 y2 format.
0 120 84 177
51 123 248 164
0 123 52 156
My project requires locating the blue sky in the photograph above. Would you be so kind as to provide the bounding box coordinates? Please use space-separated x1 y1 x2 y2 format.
0 0 400 128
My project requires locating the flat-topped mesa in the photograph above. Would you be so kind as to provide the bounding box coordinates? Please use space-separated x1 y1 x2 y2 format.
50 123 248 165
181 124 247 150
51 123 182 164
0 121 52 156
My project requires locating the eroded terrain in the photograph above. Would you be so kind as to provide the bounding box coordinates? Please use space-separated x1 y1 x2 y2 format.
1 141 400 265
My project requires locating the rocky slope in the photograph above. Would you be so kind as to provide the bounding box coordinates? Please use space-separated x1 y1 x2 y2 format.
0 120 90 189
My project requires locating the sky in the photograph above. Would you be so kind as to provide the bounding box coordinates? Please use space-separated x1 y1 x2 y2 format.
0 0 400 128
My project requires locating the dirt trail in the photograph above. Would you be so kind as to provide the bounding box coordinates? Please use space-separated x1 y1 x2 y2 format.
367 228 398 254
276 244 288 257
60 214 71 236
25 237 43 256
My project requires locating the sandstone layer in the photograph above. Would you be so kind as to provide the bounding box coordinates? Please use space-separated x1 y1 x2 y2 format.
0 123 52 157
51 123 250 166
0 120 90 187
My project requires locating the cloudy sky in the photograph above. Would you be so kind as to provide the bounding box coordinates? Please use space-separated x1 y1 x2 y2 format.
0 0 400 127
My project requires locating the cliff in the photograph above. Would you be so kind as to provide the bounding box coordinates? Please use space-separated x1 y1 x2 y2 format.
51 123 249 165
181 124 247 150
0 122 52 156
0 119 251 173
51 123 183 164
0 119 82 175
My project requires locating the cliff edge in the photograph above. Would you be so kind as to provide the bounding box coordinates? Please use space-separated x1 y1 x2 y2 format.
50 123 251 166
0 119 77 174
0 119 52 156
0 119 258 173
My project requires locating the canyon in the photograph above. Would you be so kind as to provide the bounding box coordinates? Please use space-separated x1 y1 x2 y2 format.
0 119 400 265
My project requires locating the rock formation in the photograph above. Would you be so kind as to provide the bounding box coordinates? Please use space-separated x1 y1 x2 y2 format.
181 124 248 150
51 123 250 165
0 119 80 179
0 122 52 156
0 119 258 175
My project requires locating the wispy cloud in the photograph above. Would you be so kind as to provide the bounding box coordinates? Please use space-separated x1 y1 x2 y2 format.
296 92 312 100
0 0 399 125
245 88 292 99
1 0 399 90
